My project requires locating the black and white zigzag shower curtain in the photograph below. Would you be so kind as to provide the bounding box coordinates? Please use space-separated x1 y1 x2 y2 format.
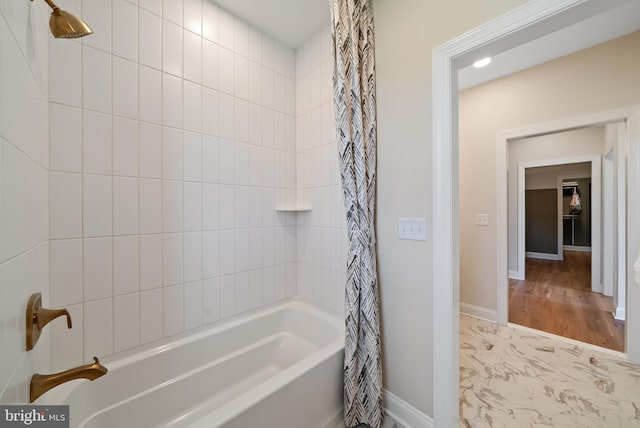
330 1 383 427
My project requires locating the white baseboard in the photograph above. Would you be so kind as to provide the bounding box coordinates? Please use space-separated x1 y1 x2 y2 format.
563 245 592 252
525 251 561 261
508 270 522 280
384 390 433 428
615 306 626 321
330 391 433 428
460 303 498 323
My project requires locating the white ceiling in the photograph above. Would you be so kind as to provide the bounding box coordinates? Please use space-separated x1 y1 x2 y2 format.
213 0 330 49
458 1 640 90
216 0 640 88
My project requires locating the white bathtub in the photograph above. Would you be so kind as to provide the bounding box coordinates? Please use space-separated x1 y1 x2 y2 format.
41 300 345 428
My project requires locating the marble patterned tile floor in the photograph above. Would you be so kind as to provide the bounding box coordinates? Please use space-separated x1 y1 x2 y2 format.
460 315 640 427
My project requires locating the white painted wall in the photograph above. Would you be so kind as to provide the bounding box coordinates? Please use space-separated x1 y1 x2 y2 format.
459 32 640 311
525 163 591 190
0 1 51 404
372 0 527 417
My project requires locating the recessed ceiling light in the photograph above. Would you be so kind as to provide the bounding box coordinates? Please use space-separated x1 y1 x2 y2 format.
473 57 492 68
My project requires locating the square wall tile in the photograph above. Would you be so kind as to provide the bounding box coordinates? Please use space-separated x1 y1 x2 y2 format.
219 274 235 318
202 40 219 90
248 27 262 63
234 99 249 144
140 288 163 344
84 298 113 360
162 20 183 77
184 0 202 35
50 172 82 239
114 293 140 352
163 233 183 286
112 0 138 62
163 284 184 336
218 47 235 96
49 39 81 107
113 177 139 236
219 94 235 140
248 61 262 105
50 103 82 173
113 57 139 120
82 46 111 114
250 269 264 309
139 122 162 178
139 65 162 124
235 271 250 313
202 1 219 43
83 237 112 301
83 174 112 238
184 280 203 329
235 229 250 272
113 117 139 177
163 180 184 233
184 132 202 182
202 183 219 230
162 73 183 128
162 127 183 180
219 184 235 229
83 110 112 175
113 236 139 296
184 182 203 231
140 234 163 290
218 8 234 51
234 18 248 56
184 30 202 84
139 9 162 70
50 239 83 308
219 230 235 276
183 81 202 133
202 88 219 136
202 136 219 183
203 231 219 278
82 0 111 52
203 277 220 323
139 179 163 234
184 232 203 282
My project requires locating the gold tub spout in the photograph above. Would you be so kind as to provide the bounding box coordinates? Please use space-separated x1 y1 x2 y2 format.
30 356 108 403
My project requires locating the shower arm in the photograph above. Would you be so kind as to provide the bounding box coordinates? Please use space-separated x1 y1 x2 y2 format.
43 0 59 10
30 0 61 11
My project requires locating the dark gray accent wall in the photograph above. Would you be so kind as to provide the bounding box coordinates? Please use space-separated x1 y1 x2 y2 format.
526 189 558 254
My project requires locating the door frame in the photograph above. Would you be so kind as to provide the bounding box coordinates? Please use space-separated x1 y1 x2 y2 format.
432 0 635 425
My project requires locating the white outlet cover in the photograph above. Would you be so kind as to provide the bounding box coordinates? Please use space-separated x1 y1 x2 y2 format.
475 214 489 226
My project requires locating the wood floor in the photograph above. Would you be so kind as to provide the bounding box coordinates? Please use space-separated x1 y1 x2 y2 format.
508 251 625 352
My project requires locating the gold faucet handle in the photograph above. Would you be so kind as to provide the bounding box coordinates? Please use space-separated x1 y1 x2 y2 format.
26 293 73 351
36 307 72 330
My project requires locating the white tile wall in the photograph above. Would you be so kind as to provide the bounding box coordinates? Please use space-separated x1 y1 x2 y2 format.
296 27 346 316
2 2 345 405
0 0 50 403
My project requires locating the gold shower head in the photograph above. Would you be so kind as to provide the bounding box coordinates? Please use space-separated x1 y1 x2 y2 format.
38 0 93 39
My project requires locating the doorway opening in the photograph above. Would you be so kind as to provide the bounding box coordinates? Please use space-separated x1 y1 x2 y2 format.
432 1 640 425
509 155 625 352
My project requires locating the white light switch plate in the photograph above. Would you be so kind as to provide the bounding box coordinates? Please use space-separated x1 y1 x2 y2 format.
398 217 427 241
475 214 489 226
